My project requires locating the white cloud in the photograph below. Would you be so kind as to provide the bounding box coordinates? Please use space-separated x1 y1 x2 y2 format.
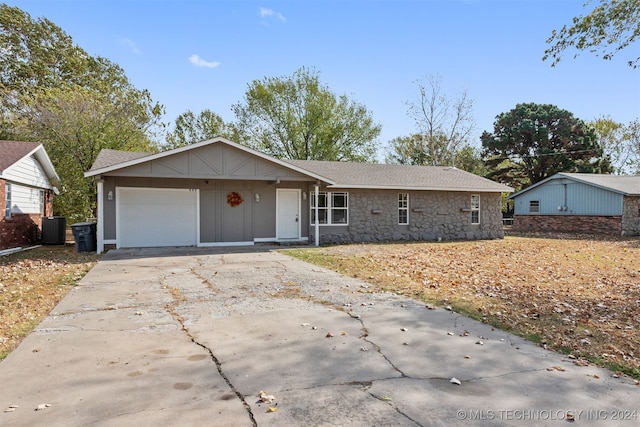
189 54 220 69
259 7 286 22
120 38 141 54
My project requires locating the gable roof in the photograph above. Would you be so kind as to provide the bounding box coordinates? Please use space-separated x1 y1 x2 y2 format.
85 137 334 183
510 173 640 198
285 159 512 192
0 140 59 182
85 137 512 193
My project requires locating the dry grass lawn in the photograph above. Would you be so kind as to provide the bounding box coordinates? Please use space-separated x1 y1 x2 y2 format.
0 242 98 360
285 234 640 379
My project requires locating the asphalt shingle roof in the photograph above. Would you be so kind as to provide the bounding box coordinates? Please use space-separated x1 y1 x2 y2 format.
285 159 512 192
89 149 152 171
557 173 640 195
0 141 41 173
87 140 512 193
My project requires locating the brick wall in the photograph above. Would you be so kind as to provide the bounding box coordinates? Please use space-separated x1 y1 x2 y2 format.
0 213 40 250
512 214 622 235
0 179 55 250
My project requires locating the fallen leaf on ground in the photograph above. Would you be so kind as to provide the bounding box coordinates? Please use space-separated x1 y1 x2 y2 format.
258 391 275 404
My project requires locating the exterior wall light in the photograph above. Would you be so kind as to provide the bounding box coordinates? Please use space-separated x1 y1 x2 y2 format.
255 193 260 202
107 190 113 201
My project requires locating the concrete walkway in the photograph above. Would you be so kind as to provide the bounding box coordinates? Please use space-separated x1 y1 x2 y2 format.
0 247 637 426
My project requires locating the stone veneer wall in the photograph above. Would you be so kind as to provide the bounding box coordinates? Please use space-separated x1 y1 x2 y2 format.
621 196 640 236
312 189 505 244
512 214 623 235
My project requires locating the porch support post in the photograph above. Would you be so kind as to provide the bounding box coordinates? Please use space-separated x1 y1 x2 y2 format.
314 183 319 247
96 179 104 254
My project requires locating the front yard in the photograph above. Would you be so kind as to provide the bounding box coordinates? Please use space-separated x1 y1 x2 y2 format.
285 234 640 379
2 234 639 380
0 243 98 360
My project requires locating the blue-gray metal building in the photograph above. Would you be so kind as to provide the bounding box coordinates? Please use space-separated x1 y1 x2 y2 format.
510 173 640 235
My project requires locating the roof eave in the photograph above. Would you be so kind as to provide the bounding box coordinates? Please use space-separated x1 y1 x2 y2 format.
84 137 336 185
327 184 514 192
2 143 59 183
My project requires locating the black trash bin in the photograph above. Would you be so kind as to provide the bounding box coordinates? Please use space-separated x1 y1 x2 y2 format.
70 222 97 253
41 216 66 245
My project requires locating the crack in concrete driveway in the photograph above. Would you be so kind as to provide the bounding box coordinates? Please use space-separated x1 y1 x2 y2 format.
0 246 638 427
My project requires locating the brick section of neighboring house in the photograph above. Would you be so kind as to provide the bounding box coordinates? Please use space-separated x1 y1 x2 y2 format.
0 178 56 250
513 214 622 235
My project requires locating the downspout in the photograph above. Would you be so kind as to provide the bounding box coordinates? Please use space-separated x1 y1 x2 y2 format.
314 183 319 247
96 179 104 254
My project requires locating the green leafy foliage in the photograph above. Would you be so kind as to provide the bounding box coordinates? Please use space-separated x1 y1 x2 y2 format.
481 103 612 190
232 66 380 161
590 116 640 175
164 109 238 150
0 4 165 222
544 0 640 68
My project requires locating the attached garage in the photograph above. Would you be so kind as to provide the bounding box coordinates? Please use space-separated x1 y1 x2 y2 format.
116 187 197 248
86 138 511 254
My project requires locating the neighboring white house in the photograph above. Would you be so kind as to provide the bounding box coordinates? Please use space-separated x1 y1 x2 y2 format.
0 141 59 249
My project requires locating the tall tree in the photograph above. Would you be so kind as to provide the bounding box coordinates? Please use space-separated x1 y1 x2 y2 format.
232 66 380 161
481 103 612 190
401 74 475 166
626 119 640 174
543 0 640 68
590 116 639 175
22 85 161 222
165 109 237 150
0 4 165 220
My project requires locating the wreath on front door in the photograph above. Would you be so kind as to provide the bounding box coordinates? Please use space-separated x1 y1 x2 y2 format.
227 191 243 207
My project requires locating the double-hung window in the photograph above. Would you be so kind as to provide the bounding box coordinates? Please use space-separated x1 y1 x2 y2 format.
470 194 480 224
398 193 409 225
5 183 11 219
311 191 348 225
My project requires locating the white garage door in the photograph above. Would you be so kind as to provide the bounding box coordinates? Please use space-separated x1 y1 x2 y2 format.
117 188 197 248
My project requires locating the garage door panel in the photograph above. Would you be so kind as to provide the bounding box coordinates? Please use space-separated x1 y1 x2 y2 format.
117 188 197 248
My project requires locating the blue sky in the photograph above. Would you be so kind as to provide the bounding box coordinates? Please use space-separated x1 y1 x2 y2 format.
7 0 640 158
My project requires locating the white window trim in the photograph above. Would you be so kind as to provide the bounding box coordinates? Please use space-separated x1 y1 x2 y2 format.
39 189 45 215
471 194 480 225
310 191 349 226
5 183 11 219
398 193 409 225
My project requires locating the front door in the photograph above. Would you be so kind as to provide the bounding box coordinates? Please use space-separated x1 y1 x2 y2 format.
277 189 300 240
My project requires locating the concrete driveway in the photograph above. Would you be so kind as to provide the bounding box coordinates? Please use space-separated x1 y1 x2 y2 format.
0 246 638 426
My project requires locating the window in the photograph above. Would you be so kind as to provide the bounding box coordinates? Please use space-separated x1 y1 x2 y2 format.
39 190 45 215
471 194 480 224
5 183 11 218
398 193 409 225
529 200 540 213
311 191 348 225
